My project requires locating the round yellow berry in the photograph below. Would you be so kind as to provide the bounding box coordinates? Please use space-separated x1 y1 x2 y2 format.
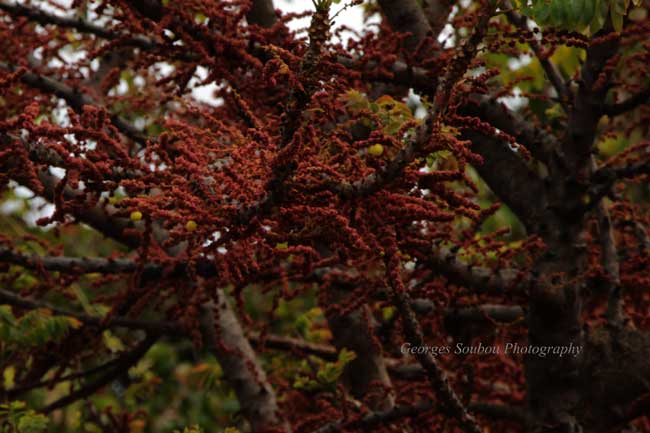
185 220 198 232
368 144 384 157
130 211 143 222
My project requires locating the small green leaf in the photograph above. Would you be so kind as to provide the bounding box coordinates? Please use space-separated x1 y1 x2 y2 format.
0 305 16 325
611 8 624 32
17 413 49 433
3 366 15 390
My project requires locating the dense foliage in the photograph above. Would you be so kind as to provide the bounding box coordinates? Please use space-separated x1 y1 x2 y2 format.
1 0 649 432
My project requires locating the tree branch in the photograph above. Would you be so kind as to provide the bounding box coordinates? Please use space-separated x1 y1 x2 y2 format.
460 95 562 167
246 0 277 28
504 4 570 111
1 242 529 309
0 288 180 335
589 162 650 204
202 291 290 432
461 128 549 230
594 161 650 183
564 31 620 173
309 400 526 433
589 157 625 328
427 243 529 294
376 0 553 231
0 63 146 144
377 0 432 53
4 357 123 400
417 302 525 323
0 1 154 49
40 334 157 413
599 200 624 327
603 86 650 117
310 400 434 433
421 0 453 39
384 235 482 433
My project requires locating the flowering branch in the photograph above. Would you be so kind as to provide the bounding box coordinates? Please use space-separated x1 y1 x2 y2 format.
383 231 483 433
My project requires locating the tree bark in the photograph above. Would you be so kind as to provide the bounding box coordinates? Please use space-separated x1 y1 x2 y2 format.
247 0 277 28
202 290 289 432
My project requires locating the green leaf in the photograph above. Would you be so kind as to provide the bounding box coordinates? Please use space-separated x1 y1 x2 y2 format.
103 330 125 352
173 425 204 433
0 401 48 433
0 305 16 325
16 413 48 433
337 348 357 365
611 7 624 32
3 366 15 390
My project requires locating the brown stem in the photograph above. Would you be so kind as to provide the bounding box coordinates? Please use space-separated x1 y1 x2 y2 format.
384 232 482 433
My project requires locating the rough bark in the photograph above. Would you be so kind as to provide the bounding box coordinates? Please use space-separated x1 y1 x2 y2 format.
377 0 432 53
523 30 621 433
246 0 278 28
202 291 289 432
421 0 453 39
578 328 650 432
324 300 395 410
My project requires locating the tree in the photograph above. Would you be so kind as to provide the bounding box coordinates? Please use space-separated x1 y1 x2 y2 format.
0 0 649 432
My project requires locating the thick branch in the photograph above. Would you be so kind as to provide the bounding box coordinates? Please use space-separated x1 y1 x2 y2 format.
1 245 529 310
461 129 548 230
36 169 139 248
376 0 552 231
460 96 562 167
324 299 395 410
417 302 525 323
603 86 650 116
310 400 525 433
246 0 277 27
428 243 529 293
564 32 620 173
202 292 289 432
593 161 650 184
377 0 432 53
598 200 623 327
421 0 453 39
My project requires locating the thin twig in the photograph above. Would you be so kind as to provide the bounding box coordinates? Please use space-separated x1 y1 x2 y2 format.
40 334 157 413
505 3 571 111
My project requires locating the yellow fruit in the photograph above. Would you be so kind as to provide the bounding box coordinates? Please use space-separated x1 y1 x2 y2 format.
130 211 143 222
186 220 198 231
368 144 384 157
